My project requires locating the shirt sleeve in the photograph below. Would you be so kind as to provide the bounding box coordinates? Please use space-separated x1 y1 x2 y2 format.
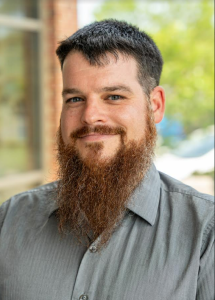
196 217 214 300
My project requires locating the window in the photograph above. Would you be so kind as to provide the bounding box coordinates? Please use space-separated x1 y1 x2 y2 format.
0 0 38 18
0 0 42 203
0 27 41 176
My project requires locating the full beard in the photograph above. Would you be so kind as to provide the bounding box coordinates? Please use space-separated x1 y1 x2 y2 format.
56 110 157 250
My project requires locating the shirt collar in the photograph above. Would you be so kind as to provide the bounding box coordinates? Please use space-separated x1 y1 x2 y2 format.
126 163 161 226
49 163 161 226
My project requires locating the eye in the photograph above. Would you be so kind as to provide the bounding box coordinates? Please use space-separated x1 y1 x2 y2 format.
108 95 122 101
66 97 84 103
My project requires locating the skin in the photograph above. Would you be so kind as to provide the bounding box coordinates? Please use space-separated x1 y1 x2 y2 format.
61 51 165 160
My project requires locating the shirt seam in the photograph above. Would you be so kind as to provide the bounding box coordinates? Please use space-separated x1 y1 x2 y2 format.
13 184 57 197
0 198 11 232
161 185 214 203
201 216 214 252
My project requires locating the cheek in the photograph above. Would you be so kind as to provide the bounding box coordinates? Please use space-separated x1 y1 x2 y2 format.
115 105 146 138
61 107 80 125
60 109 79 141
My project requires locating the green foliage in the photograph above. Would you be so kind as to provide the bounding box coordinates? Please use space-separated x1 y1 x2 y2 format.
94 0 214 135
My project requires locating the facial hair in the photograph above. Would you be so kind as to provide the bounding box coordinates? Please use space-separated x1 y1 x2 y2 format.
56 109 157 250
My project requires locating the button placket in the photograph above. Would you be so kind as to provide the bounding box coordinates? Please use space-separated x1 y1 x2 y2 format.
72 238 101 299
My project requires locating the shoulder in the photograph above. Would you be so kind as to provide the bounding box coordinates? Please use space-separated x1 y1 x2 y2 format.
0 182 58 232
159 171 214 253
159 171 214 232
159 171 214 204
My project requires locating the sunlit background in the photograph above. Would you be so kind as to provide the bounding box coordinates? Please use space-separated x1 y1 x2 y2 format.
0 0 214 204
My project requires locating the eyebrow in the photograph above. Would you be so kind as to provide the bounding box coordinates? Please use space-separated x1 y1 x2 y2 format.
99 85 133 94
62 85 133 97
62 88 81 97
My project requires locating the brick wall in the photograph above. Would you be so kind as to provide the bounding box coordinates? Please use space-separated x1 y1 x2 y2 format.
42 0 77 182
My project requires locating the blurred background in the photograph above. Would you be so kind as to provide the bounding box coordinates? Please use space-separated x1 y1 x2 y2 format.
0 0 214 204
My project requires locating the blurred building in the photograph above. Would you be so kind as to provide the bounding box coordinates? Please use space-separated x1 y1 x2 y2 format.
0 0 77 203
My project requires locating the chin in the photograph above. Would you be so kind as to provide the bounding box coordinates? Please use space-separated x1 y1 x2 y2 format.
81 150 118 168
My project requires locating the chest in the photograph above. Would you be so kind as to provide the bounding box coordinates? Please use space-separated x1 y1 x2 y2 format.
0 215 200 300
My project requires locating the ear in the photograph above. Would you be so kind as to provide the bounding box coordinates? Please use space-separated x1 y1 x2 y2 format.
150 86 165 124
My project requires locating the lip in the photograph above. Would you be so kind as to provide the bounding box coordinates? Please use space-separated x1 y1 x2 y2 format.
78 133 116 142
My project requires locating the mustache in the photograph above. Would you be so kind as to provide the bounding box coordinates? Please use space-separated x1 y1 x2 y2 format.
70 125 126 140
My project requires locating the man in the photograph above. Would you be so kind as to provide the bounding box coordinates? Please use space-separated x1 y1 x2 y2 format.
0 20 214 300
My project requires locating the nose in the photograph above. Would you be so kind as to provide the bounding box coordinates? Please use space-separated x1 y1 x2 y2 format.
80 98 107 125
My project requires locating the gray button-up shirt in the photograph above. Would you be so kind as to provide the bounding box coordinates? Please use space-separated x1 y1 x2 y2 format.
0 165 214 300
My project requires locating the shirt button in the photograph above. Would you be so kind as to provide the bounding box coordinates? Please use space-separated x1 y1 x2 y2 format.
79 295 88 300
89 245 97 253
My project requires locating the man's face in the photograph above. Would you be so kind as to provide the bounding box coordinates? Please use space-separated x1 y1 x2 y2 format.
61 51 155 161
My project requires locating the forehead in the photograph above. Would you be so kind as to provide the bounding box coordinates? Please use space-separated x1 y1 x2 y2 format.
62 51 141 91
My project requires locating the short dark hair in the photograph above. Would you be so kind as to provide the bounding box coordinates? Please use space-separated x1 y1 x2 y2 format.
56 19 163 97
